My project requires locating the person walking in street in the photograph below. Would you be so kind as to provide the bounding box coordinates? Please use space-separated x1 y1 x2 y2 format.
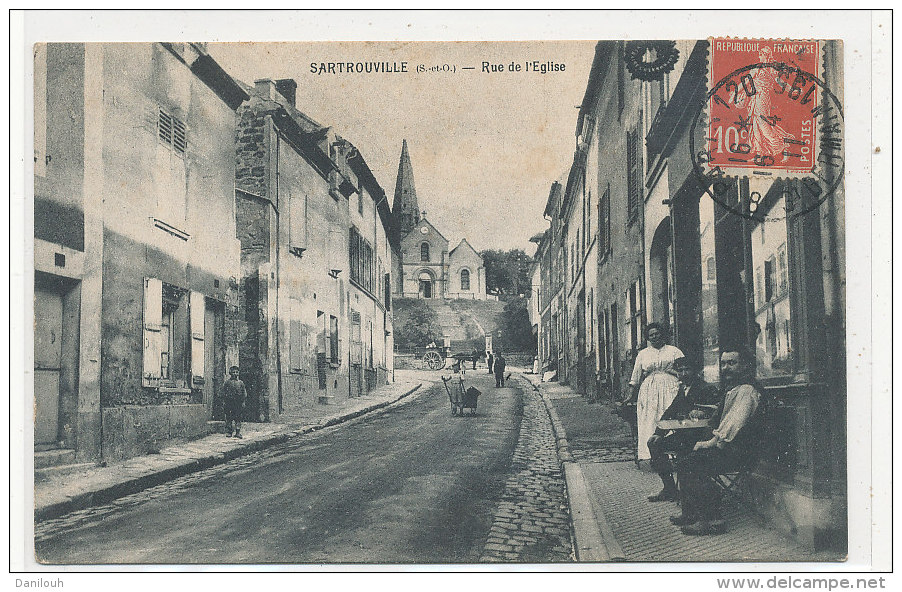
493 351 507 387
222 365 247 439
671 349 764 536
627 323 684 463
646 357 720 502
472 348 480 370
487 351 494 374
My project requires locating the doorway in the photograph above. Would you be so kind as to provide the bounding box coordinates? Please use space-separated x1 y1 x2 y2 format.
34 286 63 446
418 270 434 299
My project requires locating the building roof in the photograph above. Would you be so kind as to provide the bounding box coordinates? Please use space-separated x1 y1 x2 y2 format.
402 216 448 245
391 139 420 231
449 238 482 259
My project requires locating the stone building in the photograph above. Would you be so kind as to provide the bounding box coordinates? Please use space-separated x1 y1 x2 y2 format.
234 78 396 421
391 140 486 300
33 42 248 464
535 40 847 550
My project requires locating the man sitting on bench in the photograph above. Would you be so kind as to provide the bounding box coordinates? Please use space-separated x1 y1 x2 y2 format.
671 349 763 536
646 357 720 502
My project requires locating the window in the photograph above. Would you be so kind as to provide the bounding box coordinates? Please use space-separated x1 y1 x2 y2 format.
627 279 644 353
358 191 364 214
349 226 375 293
599 187 611 256
460 269 470 291
350 310 362 365
158 108 187 155
420 242 430 262
626 128 641 221
288 190 307 256
143 278 204 389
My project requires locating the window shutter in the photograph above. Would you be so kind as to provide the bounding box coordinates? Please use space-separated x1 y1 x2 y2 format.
190 291 205 386
289 192 306 254
143 278 163 386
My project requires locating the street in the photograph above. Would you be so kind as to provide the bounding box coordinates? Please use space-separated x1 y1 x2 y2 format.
36 373 531 564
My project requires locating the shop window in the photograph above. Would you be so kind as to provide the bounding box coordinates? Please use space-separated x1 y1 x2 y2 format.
699 198 720 383
751 189 793 379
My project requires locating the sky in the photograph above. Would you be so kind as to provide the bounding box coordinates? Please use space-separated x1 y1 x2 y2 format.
208 41 596 254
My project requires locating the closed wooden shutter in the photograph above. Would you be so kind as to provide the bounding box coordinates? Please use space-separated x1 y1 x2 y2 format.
190 291 205 386
143 278 163 386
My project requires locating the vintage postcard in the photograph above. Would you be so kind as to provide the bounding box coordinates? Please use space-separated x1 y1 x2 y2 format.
14 9 888 578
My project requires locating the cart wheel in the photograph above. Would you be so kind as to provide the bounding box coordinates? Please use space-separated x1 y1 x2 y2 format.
424 351 443 370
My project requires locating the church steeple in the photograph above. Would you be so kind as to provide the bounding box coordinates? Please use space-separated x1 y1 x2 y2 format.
392 139 420 241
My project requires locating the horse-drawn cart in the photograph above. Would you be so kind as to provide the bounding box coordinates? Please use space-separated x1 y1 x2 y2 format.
423 346 479 371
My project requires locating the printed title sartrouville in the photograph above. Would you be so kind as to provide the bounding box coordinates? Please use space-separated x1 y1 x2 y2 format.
310 61 409 74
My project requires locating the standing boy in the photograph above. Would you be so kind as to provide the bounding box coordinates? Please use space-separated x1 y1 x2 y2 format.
222 366 247 439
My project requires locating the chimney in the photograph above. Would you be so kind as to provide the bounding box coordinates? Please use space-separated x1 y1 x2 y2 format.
275 79 297 108
254 79 277 100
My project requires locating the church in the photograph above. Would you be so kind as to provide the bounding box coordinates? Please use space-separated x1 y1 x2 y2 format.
391 140 487 300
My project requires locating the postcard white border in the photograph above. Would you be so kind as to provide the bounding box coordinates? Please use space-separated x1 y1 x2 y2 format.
10 8 890 581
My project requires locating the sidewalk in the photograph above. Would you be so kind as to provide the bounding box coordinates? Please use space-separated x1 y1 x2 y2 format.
519 372 843 563
34 376 422 522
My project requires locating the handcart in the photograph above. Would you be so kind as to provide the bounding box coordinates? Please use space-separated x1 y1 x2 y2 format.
441 375 481 416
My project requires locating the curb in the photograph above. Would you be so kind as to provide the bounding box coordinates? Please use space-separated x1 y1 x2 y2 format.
518 373 622 563
35 383 422 522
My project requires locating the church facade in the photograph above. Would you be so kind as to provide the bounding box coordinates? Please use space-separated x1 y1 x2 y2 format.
391 140 486 300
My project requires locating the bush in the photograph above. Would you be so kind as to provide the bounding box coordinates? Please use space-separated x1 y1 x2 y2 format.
393 300 443 349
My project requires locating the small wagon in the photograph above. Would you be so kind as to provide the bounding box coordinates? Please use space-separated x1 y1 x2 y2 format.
441 375 480 416
423 347 480 372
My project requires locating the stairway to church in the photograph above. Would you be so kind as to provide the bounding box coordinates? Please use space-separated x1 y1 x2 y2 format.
424 299 472 343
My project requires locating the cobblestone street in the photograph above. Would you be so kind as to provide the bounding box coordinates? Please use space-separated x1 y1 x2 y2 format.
480 378 573 563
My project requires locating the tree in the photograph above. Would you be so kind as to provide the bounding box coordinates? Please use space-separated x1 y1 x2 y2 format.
496 296 537 353
481 249 533 296
393 300 442 349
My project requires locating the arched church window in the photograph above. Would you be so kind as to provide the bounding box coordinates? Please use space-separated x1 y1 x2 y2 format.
460 269 470 291
421 242 430 262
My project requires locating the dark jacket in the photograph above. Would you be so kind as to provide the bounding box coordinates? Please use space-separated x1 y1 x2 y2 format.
222 378 247 411
654 378 720 436
493 355 506 376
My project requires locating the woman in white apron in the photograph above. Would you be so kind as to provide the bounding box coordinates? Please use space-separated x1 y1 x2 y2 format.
628 323 684 462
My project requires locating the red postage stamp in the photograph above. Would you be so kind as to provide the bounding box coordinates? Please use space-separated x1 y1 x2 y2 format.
704 38 825 178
